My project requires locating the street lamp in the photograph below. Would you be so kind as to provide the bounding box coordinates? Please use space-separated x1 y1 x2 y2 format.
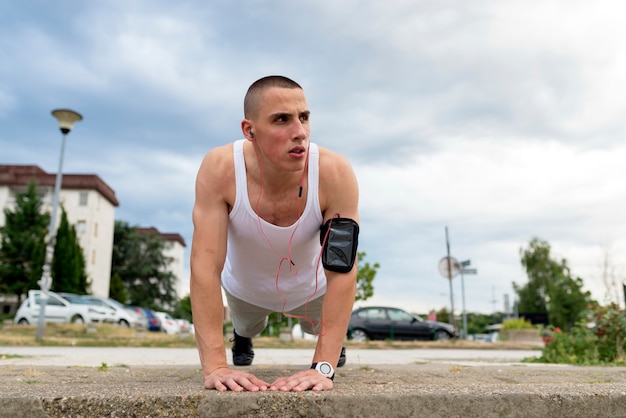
36 109 83 342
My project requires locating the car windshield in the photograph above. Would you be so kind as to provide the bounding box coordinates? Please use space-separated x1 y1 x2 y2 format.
104 298 125 309
86 298 111 308
87 297 121 310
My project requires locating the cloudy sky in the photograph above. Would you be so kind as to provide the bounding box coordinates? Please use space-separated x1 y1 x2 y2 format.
2 1 625 316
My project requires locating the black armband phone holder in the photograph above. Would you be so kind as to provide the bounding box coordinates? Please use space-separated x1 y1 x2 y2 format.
320 217 359 273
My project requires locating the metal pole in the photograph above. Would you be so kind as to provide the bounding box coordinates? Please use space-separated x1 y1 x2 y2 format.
461 269 467 339
445 227 455 328
36 132 68 342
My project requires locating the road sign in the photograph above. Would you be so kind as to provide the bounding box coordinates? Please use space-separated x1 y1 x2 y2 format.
462 268 477 275
438 256 460 279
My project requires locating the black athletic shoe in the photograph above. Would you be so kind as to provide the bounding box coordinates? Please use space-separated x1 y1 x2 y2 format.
337 346 346 367
231 331 254 366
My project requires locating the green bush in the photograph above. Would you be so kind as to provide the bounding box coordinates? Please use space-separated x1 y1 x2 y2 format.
501 318 534 330
535 304 626 365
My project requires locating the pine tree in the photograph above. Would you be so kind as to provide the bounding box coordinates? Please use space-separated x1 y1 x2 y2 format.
51 207 88 294
0 181 49 302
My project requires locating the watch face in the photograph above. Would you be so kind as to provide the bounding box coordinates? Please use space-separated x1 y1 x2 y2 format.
319 363 332 375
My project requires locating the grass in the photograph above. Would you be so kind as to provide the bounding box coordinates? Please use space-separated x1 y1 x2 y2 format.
0 323 538 350
0 323 198 347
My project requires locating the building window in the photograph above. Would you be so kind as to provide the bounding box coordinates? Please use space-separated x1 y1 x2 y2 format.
79 191 88 206
76 220 87 235
93 222 98 237
91 250 96 265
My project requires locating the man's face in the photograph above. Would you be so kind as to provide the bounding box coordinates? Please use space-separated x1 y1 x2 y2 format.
251 87 311 171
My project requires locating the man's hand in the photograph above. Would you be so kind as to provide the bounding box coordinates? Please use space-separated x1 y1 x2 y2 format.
204 367 270 392
270 369 334 392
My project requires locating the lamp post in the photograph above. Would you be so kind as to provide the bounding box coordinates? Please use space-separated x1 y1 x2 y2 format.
36 109 83 342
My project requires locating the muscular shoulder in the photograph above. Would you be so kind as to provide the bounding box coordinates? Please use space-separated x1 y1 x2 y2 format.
317 145 359 218
318 146 354 181
195 143 236 205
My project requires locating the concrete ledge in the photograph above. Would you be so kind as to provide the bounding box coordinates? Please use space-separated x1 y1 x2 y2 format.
1 364 625 417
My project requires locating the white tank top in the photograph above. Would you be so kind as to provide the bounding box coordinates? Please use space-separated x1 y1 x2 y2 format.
221 140 326 311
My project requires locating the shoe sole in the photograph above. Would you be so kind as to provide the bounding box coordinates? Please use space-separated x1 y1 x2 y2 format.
233 353 254 366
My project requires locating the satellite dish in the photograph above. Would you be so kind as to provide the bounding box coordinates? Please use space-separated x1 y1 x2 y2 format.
438 256 461 279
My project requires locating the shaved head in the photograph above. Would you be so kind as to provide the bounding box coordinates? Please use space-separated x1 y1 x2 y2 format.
244 76 303 119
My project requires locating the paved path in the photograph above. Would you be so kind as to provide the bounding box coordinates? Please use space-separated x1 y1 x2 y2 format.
3 346 626 417
0 346 541 367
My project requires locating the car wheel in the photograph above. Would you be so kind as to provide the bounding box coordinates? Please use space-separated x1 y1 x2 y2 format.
351 328 369 342
119 319 130 327
71 315 85 324
18 318 29 325
434 330 451 341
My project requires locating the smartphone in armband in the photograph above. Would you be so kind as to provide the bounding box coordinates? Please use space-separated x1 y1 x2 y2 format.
320 217 359 273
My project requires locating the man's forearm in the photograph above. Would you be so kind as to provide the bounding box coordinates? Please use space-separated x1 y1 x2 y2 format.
313 271 357 365
191 274 229 375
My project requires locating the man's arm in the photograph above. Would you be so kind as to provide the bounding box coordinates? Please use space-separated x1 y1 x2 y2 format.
190 146 269 392
314 149 359 367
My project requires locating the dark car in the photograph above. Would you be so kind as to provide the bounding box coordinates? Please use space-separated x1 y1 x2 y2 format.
127 306 162 332
347 306 457 342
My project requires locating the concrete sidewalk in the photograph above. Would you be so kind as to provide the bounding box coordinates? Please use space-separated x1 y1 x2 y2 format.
2 361 626 417
0 346 542 367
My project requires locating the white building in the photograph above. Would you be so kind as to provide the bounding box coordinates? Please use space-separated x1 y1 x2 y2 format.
0 164 119 297
136 227 187 299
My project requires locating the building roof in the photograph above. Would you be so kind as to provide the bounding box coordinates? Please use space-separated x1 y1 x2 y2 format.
137 227 186 247
0 164 119 206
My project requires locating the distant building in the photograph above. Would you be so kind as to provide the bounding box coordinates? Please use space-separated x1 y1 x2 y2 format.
136 227 187 299
0 164 119 297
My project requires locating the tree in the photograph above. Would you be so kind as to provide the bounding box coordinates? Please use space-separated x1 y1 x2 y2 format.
108 272 128 303
466 312 505 335
435 306 451 324
514 238 594 330
356 251 379 302
51 207 89 294
598 245 624 308
0 181 48 302
173 294 192 322
111 221 177 309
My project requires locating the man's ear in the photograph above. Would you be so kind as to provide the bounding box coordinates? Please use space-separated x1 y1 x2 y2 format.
241 120 255 141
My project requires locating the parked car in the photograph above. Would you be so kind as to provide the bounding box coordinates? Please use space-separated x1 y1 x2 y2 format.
57 293 116 324
347 306 458 342
154 311 180 335
14 290 113 325
81 296 145 328
127 306 162 332
175 319 192 334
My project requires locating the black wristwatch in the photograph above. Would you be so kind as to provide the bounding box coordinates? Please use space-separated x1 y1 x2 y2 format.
311 361 335 380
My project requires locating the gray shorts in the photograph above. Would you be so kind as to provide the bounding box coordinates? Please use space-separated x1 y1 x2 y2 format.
224 289 325 338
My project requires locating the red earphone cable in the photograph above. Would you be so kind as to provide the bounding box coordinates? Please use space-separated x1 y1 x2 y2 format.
251 142 326 335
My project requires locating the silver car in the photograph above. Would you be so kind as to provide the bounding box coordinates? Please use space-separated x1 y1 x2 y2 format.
81 295 145 328
14 290 114 325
